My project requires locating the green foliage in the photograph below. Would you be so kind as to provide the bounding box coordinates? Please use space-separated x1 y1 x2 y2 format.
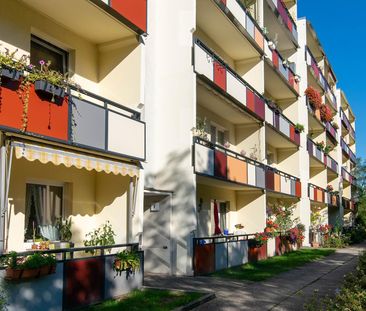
84 221 116 255
295 123 305 133
113 250 140 278
2 252 57 270
304 251 366 310
0 47 28 71
192 117 208 140
56 217 73 242
322 232 348 248
267 202 299 232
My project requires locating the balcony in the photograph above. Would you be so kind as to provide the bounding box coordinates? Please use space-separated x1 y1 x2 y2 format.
194 39 265 122
308 184 328 205
327 192 340 208
340 108 356 141
306 98 325 134
0 79 146 161
193 137 301 197
325 122 338 146
263 0 298 51
305 47 337 111
196 0 264 61
326 154 339 175
342 197 356 212
18 0 147 43
265 104 300 146
341 138 356 163
263 38 299 99
342 167 356 186
307 138 326 167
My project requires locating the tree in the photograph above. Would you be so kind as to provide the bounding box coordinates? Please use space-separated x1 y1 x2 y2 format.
353 158 366 225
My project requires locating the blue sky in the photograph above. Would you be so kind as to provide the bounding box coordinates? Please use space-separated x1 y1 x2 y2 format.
298 1 364 159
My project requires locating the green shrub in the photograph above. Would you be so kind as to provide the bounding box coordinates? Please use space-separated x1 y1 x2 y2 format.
322 233 349 248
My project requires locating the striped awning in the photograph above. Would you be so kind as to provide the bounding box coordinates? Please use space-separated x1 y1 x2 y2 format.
12 141 139 177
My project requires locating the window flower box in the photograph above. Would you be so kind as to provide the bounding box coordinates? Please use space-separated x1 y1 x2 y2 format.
34 80 65 99
0 65 22 81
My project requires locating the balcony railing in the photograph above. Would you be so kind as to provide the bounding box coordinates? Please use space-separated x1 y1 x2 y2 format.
215 0 265 51
326 154 339 174
342 167 356 185
266 0 298 42
342 197 356 211
0 79 146 161
307 138 326 164
340 108 356 139
263 38 299 93
305 47 337 110
194 39 265 121
265 104 300 145
193 137 301 197
341 138 356 163
325 122 338 143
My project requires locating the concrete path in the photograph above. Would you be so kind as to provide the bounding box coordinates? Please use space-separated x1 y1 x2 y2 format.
144 243 366 311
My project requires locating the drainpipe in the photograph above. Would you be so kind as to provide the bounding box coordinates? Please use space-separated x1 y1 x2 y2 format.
127 177 134 243
0 136 6 254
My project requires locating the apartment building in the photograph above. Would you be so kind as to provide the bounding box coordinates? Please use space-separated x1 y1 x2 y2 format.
0 0 146 252
143 0 357 276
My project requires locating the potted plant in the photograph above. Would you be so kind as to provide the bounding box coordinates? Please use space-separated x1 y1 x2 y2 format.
320 104 333 123
305 86 322 110
0 48 28 81
84 221 116 255
248 232 268 262
56 217 73 248
294 123 304 133
315 141 325 151
326 184 334 192
2 251 22 280
192 117 208 141
113 250 140 279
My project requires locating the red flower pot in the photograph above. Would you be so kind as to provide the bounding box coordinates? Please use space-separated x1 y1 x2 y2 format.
5 268 22 281
21 268 40 280
39 265 50 277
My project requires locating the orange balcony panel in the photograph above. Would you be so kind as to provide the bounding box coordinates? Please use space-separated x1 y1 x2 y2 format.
296 181 301 197
110 0 147 33
254 27 264 50
274 173 281 192
227 156 247 184
213 61 227 91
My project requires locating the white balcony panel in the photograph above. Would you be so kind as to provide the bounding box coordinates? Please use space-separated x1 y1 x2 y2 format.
107 111 145 160
309 188 314 200
194 44 213 81
194 143 214 176
226 0 246 28
265 105 274 125
247 163 256 186
264 39 272 59
226 72 247 105
279 116 290 137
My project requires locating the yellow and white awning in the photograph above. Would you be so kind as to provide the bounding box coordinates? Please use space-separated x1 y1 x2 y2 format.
12 141 139 177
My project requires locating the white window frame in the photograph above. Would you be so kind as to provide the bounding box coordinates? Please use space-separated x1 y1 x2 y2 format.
210 122 228 146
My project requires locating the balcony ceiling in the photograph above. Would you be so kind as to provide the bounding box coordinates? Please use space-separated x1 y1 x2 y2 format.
20 0 136 44
197 0 261 61
197 82 258 125
264 60 297 100
309 156 324 169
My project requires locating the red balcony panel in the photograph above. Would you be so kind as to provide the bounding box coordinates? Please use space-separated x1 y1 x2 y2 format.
287 18 293 32
290 125 295 141
0 81 23 129
194 244 215 275
27 85 69 141
219 0 227 5
288 71 294 88
246 88 255 113
294 130 300 145
110 0 147 33
266 169 275 191
272 51 279 69
254 95 265 120
295 181 301 197
214 150 227 179
213 61 227 91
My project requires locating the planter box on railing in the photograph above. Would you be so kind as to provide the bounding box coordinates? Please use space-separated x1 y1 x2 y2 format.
267 0 298 42
265 105 300 145
305 47 337 110
194 39 265 121
0 79 146 161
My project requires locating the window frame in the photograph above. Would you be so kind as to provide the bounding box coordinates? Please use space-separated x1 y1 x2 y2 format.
210 122 228 146
30 35 69 74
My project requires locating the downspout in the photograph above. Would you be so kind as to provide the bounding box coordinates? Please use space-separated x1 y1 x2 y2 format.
0 136 6 253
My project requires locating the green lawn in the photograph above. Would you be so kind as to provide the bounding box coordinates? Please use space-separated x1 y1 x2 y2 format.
212 248 335 282
82 289 204 311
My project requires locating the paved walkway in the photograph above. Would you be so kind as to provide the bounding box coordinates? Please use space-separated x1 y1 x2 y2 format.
144 243 366 311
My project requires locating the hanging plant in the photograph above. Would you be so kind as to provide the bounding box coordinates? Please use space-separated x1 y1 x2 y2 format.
113 250 140 279
294 123 305 133
320 104 333 122
305 86 322 109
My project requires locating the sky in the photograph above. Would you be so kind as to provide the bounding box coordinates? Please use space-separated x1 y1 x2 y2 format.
298 0 365 159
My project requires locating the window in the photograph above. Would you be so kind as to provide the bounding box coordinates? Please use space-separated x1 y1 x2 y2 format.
210 124 227 146
30 35 68 74
24 183 64 242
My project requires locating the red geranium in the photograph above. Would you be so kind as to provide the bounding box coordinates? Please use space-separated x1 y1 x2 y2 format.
305 86 322 109
320 104 333 122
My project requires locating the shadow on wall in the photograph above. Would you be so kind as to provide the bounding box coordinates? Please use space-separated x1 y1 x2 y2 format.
145 149 197 275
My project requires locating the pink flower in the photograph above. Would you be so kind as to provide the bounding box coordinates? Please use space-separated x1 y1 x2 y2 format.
39 60 45 66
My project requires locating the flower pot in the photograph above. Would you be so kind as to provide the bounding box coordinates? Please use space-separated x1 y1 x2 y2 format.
248 246 259 262
21 268 40 279
0 66 22 81
5 268 22 281
34 80 65 99
114 259 122 271
311 242 320 248
39 265 50 277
